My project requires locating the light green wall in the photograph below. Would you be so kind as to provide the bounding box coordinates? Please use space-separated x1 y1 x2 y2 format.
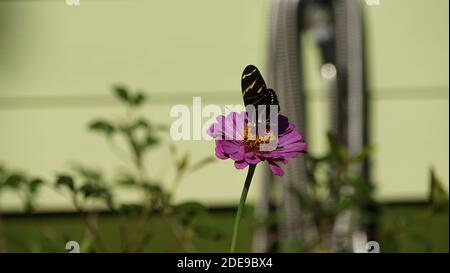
0 0 448 211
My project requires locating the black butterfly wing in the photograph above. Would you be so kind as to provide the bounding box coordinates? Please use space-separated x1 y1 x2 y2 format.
266 88 279 110
241 65 280 126
241 65 267 106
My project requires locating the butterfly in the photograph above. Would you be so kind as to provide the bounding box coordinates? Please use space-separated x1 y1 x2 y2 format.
241 65 280 130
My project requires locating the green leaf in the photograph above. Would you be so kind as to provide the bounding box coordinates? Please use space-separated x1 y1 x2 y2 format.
139 183 170 208
113 86 130 103
429 168 449 211
119 203 144 215
29 178 44 193
79 183 111 200
131 118 150 130
177 153 190 172
55 175 75 192
327 132 348 163
78 183 114 210
79 183 99 198
116 174 137 187
350 145 372 163
118 123 131 134
0 164 6 180
89 120 115 136
113 86 148 107
71 164 102 183
4 174 26 189
143 135 158 149
141 183 166 197
327 132 340 155
132 93 146 106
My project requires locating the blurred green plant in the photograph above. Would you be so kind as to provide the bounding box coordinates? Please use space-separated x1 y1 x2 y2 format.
0 86 219 253
282 132 375 252
0 167 44 213
378 168 449 252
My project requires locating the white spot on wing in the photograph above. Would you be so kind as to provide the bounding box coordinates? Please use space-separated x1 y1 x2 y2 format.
242 69 257 79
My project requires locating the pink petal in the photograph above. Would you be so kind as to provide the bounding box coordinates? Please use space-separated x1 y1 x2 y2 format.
234 160 249 169
221 141 240 154
245 152 261 164
267 161 284 176
215 144 229 160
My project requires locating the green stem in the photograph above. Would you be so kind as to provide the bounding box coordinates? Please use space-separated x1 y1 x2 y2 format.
230 164 256 253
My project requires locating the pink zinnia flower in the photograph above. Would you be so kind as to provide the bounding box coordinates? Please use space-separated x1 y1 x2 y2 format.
207 111 307 176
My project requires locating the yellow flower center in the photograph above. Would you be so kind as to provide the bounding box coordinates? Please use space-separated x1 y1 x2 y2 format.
243 126 273 152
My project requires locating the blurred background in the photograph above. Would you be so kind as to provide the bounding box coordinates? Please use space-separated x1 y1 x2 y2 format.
0 0 448 253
